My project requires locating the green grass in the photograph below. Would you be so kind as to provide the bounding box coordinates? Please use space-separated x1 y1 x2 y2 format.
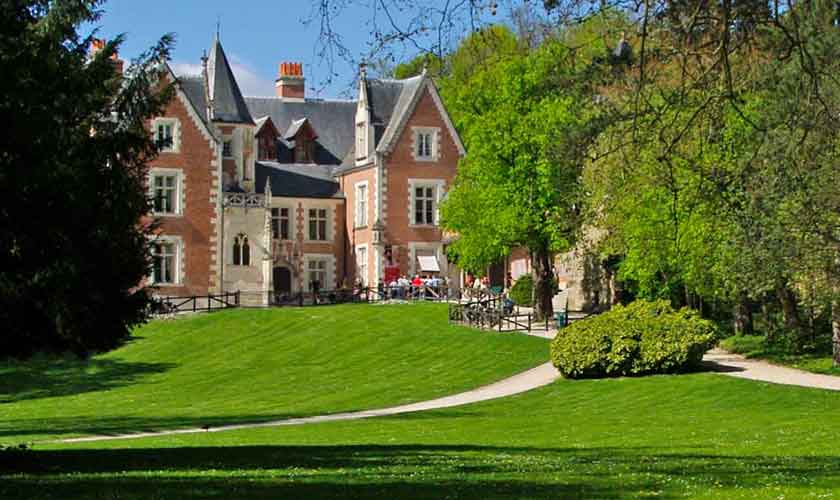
0 303 548 443
720 334 840 376
4 374 840 499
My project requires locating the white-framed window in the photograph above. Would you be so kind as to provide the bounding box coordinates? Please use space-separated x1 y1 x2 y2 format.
412 127 439 161
307 258 328 290
223 139 233 159
153 118 179 152
149 169 182 216
271 207 291 240
356 244 368 286
356 122 367 159
409 179 445 227
232 233 250 266
151 236 181 285
354 181 368 228
308 207 328 241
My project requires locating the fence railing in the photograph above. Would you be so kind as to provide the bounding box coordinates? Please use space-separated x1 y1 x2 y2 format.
150 291 240 315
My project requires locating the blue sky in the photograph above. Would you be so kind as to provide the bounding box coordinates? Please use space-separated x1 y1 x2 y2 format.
91 0 505 99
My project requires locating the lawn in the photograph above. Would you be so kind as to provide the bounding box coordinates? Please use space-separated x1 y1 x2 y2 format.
4 373 839 499
0 303 548 443
720 335 840 376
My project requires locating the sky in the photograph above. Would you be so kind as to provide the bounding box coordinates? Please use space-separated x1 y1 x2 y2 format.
90 0 506 99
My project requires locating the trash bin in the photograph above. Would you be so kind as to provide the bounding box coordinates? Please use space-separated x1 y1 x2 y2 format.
554 311 567 328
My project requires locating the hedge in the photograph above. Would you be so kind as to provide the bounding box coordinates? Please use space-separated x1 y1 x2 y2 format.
550 300 717 378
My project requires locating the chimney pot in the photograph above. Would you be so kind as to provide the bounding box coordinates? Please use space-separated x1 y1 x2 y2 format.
276 61 305 101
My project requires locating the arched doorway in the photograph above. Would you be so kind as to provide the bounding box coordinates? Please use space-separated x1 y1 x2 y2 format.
273 266 292 296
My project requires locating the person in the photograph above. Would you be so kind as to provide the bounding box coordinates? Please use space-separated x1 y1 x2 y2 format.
505 272 513 291
398 274 410 298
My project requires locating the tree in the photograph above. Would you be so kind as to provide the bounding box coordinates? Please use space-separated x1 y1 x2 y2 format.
441 40 609 320
0 0 174 357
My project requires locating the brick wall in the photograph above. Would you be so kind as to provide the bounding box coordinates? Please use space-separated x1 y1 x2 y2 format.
148 81 219 296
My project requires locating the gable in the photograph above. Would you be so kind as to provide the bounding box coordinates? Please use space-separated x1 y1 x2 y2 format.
376 78 465 157
388 86 463 164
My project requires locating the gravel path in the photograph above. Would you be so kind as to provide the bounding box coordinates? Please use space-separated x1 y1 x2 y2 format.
703 348 840 391
59 362 561 444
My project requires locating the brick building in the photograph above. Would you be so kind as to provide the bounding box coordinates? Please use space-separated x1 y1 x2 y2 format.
145 37 465 304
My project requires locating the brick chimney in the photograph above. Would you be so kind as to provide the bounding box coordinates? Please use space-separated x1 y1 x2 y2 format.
276 62 304 102
89 38 124 75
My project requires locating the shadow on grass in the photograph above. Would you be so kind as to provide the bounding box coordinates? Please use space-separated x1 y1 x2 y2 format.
0 409 484 442
3 444 840 499
0 355 175 404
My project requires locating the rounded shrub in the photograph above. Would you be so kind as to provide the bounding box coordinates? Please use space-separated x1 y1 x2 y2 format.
550 300 717 378
509 275 534 306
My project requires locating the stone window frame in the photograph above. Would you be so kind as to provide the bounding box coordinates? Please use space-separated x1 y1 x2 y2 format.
354 180 369 229
411 126 440 162
355 243 369 286
305 204 332 243
303 253 335 290
408 178 445 228
153 117 180 153
148 167 185 217
149 234 183 286
270 205 293 241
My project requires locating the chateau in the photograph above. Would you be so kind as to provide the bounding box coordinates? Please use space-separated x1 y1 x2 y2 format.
145 37 465 304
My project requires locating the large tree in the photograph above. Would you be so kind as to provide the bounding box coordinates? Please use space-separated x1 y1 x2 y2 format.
0 1 173 357
441 40 610 319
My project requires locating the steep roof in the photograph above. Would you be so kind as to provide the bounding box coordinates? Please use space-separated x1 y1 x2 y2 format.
245 97 356 165
207 38 254 124
178 75 209 127
255 161 343 199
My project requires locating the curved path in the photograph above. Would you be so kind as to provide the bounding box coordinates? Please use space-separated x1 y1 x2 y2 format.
58 349 840 444
703 348 840 391
60 361 561 444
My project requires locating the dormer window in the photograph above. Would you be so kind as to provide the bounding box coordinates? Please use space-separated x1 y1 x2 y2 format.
356 122 367 160
294 135 313 163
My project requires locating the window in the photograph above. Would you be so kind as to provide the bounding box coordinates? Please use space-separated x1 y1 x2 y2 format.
414 186 436 225
356 122 366 159
271 207 290 240
294 136 313 163
151 172 179 215
308 208 328 241
223 140 233 159
354 182 368 227
154 119 178 152
356 245 368 286
417 132 432 158
307 259 327 290
152 240 178 284
233 234 250 266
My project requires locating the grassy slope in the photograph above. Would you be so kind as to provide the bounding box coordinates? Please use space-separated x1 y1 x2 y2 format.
0 304 548 443
720 335 840 376
5 374 840 499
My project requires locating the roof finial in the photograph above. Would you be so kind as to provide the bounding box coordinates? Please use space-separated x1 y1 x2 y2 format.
216 16 221 40
359 60 367 80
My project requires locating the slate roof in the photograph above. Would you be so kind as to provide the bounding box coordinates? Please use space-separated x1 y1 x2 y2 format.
178 75 209 127
373 75 425 154
207 38 254 124
245 98 356 165
255 161 343 199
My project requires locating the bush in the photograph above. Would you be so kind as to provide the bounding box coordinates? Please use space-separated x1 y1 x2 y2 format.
550 300 717 378
509 275 534 306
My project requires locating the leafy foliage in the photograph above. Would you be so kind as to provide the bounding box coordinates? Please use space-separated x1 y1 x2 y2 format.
0 1 174 357
550 300 717 378
509 275 534 307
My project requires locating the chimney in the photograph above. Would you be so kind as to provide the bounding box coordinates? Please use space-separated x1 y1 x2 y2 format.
276 62 305 101
89 38 124 75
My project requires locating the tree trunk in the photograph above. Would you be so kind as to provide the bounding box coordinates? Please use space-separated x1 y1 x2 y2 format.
776 283 802 332
532 245 554 322
733 292 753 335
833 301 840 367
